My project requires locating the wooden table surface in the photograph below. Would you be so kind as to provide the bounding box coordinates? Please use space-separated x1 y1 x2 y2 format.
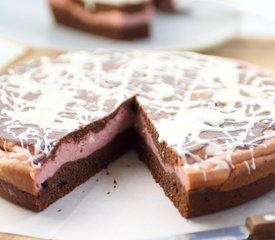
204 38 275 69
1 37 275 240
3 37 275 70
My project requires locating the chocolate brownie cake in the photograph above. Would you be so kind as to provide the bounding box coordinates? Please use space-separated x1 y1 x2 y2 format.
0 50 275 218
48 0 154 39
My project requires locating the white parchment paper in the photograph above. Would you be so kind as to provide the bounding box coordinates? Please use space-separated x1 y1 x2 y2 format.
0 150 275 240
0 38 27 69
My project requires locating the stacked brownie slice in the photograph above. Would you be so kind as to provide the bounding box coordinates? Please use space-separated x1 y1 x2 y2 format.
48 0 178 39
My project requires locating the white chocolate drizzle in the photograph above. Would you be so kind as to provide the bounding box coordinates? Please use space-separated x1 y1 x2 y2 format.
0 50 274 174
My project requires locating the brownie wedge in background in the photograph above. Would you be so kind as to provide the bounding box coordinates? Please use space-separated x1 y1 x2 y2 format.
48 0 154 39
48 0 180 39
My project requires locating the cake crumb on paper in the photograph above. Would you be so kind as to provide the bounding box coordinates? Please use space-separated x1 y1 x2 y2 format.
113 179 117 189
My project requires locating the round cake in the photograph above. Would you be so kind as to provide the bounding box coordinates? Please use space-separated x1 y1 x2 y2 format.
0 50 274 218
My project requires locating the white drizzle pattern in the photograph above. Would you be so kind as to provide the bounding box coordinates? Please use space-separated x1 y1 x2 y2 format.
0 50 274 172
135 55 275 170
0 51 132 155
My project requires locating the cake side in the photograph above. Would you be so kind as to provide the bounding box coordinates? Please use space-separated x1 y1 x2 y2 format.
134 132 275 217
0 146 35 194
0 128 134 211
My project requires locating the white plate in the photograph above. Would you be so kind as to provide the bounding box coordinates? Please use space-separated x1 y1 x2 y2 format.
0 0 240 51
0 38 27 69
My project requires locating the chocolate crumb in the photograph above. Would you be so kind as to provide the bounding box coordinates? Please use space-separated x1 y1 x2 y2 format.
96 179 99 182
106 171 110 175
82 190 85 193
107 191 110 195
58 209 62 212
113 179 117 188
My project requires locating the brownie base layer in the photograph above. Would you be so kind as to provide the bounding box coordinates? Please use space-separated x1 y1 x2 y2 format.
50 3 150 40
134 132 275 218
0 128 134 211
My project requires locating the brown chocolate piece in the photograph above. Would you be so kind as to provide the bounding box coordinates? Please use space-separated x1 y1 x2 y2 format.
154 0 176 12
49 0 151 40
246 212 275 239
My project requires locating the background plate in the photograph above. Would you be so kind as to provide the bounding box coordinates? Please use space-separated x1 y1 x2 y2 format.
0 0 240 51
